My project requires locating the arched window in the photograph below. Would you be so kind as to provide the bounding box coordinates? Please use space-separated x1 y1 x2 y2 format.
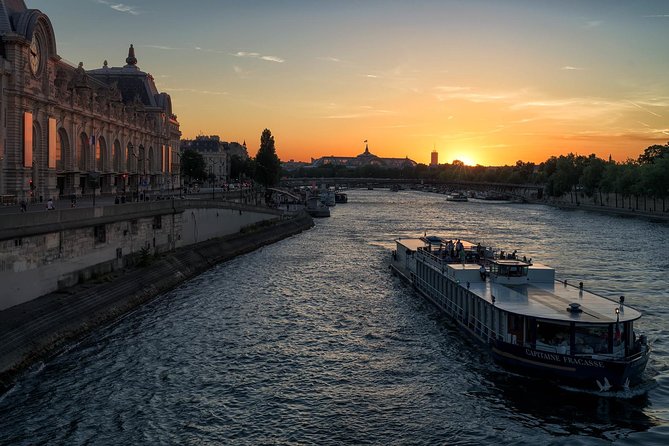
113 139 122 172
126 143 135 172
98 136 107 171
56 128 69 171
78 132 88 171
138 145 146 174
32 121 41 168
148 146 155 173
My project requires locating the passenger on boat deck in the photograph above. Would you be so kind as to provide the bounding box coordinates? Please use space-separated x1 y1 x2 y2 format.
460 249 466 265
479 264 486 280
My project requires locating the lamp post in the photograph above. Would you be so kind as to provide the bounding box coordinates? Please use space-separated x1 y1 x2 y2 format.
209 159 219 200
175 152 183 196
130 152 138 201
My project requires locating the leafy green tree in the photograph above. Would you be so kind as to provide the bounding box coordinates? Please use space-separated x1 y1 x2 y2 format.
254 129 281 187
600 161 621 207
181 149 206 185
638 142 669 164
580 155 606 197
616 161 640 209
230 154 254 181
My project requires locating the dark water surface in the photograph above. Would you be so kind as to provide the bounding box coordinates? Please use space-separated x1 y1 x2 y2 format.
1 190 668 445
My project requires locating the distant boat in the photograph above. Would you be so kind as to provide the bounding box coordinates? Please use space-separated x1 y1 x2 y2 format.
472 191 512 202
446 192 468 202
306 196 330 218
335 192 348 203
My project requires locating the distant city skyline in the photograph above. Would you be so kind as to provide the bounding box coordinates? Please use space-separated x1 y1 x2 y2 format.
31 0 669 166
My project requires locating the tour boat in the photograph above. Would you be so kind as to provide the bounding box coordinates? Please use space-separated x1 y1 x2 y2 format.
446 192 469 202
390 236 651 392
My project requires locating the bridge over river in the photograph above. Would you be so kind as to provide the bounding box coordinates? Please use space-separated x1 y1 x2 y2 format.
279 177 544 201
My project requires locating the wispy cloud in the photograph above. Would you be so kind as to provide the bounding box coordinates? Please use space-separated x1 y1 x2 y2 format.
323 105 394 119
643 14 669 18
96 0 140 15
142 45 183 51
318 56 341 63
434 85 515 103
161 87 228 96
233 51 285 63
625 100 663 117
561 65 585 71
583 20 602 29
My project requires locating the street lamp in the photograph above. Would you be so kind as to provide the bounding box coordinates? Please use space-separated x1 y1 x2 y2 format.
209 159 219 200
175 152 183 196
130 152 139 201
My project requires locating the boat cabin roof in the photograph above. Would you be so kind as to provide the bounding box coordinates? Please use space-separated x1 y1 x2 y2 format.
492 259 528 267
395 237 641 325
468 281 640 324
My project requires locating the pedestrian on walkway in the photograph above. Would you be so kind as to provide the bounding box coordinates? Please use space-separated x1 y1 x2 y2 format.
20 199 27 212
46 198 55 210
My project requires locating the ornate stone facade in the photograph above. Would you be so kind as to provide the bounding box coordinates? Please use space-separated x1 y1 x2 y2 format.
0 1 181 203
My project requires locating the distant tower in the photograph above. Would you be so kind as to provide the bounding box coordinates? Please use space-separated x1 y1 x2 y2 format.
430 149 438 166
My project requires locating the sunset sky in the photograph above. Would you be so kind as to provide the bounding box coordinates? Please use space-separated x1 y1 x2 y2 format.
31 0 669 166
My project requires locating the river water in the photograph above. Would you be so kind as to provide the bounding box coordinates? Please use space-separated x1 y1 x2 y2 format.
1 190 668 445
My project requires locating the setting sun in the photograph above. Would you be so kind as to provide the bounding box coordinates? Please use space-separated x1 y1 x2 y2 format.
450 154 478 166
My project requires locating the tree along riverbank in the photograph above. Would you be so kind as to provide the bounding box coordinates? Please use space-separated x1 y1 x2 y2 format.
0 212 314 393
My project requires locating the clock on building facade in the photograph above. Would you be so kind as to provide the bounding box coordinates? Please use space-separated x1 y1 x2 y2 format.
29 33 41 75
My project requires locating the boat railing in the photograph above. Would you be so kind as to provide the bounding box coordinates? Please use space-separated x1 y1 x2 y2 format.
417 247 481 269
414 269 503 343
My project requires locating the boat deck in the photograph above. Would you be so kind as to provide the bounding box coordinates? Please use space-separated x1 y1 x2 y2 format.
395 237 641 324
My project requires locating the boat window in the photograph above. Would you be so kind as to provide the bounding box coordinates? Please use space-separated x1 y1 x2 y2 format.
535 320 570 354
491 263 528 277
574 325 610 354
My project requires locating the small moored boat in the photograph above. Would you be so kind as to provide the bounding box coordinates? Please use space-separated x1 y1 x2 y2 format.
446 192 468 202
305 196 330 218
335 192 348 203
390 236 650 391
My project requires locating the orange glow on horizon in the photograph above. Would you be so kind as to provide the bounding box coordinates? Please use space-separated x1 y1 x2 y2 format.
30 0 669 169
448 153 477 166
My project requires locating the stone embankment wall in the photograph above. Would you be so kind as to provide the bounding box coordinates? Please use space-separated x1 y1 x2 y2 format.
0 211 314 392
543 192 669 221
0 199 284 310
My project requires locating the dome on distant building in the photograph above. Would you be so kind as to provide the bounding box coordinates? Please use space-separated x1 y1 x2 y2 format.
308 141 416 169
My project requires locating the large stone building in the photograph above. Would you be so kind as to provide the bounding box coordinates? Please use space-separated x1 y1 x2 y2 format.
180 135 248 185
0 1 181 203
309 143 417 169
